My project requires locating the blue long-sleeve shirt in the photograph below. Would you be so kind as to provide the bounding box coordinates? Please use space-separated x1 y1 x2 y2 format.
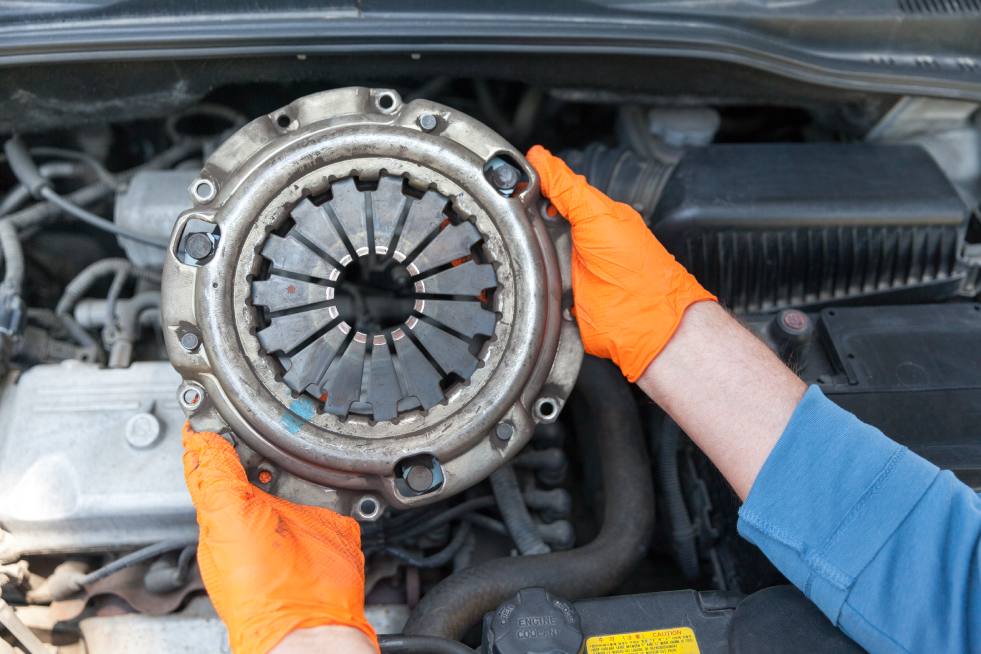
737 386 981 654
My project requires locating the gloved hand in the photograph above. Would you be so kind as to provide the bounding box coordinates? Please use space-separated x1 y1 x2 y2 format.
527 145 716 382
182 424 378 654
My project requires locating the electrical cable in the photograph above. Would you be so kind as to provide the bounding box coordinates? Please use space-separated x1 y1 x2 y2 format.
462 512 508 536
1 181 112 231
1 136 199 238
384 521 472 569
0 162 83 215
79 537 198 587
388 496 496 543
29 146 118 188
39 187 168 248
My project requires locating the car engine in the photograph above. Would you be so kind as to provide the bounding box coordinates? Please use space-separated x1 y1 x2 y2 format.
1 4 980 652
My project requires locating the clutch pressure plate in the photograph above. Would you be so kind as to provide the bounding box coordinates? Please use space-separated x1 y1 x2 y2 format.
162 87 581 517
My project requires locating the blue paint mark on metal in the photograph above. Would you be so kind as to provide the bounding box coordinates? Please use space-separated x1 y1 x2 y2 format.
280 396 318 434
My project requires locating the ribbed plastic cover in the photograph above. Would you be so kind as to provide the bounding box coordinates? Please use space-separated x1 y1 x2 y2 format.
652 144 968 312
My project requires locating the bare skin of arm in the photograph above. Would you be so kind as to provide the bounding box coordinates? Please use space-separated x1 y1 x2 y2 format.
271 626 376 653
638 301 806 501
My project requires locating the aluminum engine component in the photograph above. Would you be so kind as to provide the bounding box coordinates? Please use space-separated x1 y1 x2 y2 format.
162 87 581 517
0 362 196 562
115 169 197 269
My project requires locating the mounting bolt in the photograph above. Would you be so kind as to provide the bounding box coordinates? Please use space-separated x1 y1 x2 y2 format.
495 421 515 442
417 113 439 132
185 232 215 262
179 331 201 352
488 162 521 191
404 464 435 493
178 382 205 413
398 456 444 495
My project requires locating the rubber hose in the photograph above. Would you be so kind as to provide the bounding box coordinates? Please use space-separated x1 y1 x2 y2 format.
56 258 132 317
379 635 475 654
108 290 160 368
0 221 23 294
56 258 132 352
404 357 654 640
658 418 700 580
4 136 50 199
3 182 112 231
490 464 550 555
561 144 674 223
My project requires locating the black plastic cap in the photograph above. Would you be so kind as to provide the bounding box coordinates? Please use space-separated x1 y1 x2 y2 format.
769 309 813 363
487 587 583 654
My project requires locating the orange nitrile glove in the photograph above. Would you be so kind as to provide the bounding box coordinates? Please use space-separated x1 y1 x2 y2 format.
182 424 378 654
527 145 716 382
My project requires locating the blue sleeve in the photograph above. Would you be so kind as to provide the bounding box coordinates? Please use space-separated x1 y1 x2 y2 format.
737 386 981 654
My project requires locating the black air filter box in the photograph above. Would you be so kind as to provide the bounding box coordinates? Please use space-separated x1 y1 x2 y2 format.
652 144 968 313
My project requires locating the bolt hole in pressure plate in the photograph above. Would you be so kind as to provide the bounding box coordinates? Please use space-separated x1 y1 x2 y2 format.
162 87 581 517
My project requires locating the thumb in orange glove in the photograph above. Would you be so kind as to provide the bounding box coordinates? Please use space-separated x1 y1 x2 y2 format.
527 145 716 382
182 424 378 654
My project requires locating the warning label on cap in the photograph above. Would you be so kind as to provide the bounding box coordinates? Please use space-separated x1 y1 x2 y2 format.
585 627 701 653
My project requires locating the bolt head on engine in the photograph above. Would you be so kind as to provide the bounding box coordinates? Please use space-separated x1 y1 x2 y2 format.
161 87 581 518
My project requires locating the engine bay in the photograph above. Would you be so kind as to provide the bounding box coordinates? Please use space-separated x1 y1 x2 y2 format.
0 38 980 653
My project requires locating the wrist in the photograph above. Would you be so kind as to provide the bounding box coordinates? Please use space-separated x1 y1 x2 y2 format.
637 301 805 500
271 625 378 654
618 293 717 383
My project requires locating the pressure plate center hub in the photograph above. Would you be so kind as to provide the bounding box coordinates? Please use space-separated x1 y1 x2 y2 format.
251 175 498 422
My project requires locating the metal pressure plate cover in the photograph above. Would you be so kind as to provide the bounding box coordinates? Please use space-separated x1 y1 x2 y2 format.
162 87 581 517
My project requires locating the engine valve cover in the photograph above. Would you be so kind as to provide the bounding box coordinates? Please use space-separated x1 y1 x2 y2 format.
162 87 580 518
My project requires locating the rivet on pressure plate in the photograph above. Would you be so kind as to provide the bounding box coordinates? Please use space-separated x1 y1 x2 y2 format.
179 330 201 352
495 421 515 442
417 113 439 132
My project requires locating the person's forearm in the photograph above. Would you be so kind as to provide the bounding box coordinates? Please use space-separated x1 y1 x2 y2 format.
637 301 806 500
271 626 377 654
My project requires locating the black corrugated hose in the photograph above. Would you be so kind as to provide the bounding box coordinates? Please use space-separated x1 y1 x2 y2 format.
657 417 701 580
489 464 551 555
561 143 675 223
403 357 655 640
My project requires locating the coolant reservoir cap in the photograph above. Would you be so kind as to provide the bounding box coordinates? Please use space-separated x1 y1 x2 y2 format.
488 587 583 654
